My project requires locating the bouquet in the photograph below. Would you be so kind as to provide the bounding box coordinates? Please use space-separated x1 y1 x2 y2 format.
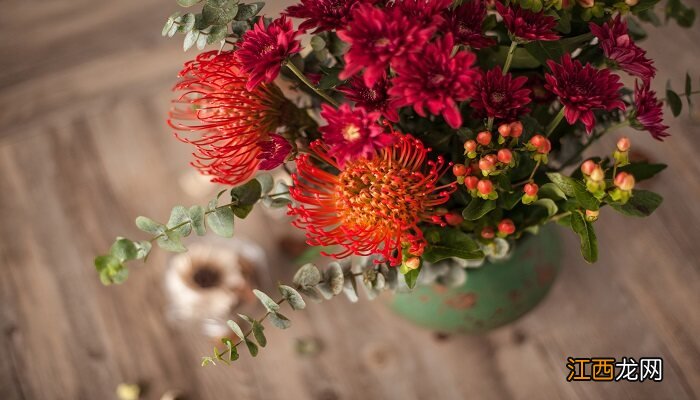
95 0 697 364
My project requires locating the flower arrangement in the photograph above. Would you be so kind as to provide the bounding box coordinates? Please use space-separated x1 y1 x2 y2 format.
95 0 697 364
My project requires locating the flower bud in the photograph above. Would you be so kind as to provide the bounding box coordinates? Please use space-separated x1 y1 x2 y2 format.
477 179 493 195
616 137 631 152
498 219 516 235
524 182 539 196
580 159 597 175
479 157 495 174
614 172 635 191
464 176 479 190
464 140 477 152
585 209 599 222
453 163 467 177
498 123 511 137
625 0 638 6
481 226 495 239
577 0 594 7
589 165 605 182
476 131 492 146
404 257 421 270
445 212 464 226
509 121 523 138
497 149 513 164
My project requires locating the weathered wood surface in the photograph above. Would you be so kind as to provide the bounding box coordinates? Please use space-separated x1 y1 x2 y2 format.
1 1 699 399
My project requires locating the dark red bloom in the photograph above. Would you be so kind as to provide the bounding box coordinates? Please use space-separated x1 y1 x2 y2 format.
288 134 456 265
391 0 451 29
442 0 496 49
285 0 373 33
257 134 292 170
389 34 479 129
337 3 435 87
495 2 559 42
471 66 532 122
169 51 289 185
632 81 669 141
545 55 625 134
236 16 301 91
338 75 399 121
319 103 396 166
589 15 656 83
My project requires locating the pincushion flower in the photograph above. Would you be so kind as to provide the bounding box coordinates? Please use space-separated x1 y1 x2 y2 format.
319 103 396 166
257 134 293 170
495 2 559 42
288 134 456 265
169 51 290 185
284 0 373 33
338 76 399 121
337 3 435 87
632 81 669 141
545 55 625 134
236 16 301 90
442 0 496 49
471 66 532 122
589 15 656 83
389 34 479 129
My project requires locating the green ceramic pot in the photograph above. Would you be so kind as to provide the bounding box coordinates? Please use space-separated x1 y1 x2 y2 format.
390 227 561 334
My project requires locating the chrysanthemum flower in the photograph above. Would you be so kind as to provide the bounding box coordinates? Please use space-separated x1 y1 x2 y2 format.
169 51 290 185
442 0 496 49
284 0 373 33
471 66 532 122
319 103 396 166
389 34 479 129
338 76 399 121
288 134 456 265
391 0 451 29
545 55 625 134
589 15 656 83
257 134 292 170
632 81 669 141
337 3 435 87
495 2 559 42
236 16 301 91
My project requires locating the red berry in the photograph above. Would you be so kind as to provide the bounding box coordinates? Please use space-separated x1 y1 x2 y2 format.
464 140 477 152
481 227 495 239
614 172 635 190
524 182 539 196
404 257 421 270
529 134 551 154
497 149 513 164
477 179 493 195
498 219 516 235
617 137 631 152
509 121 523 138
580 160 597 175
453 163 467 177
464 176 479 190
445 212 464 226
476 131 492 146
590 165 605 182
498 123 511 137
479 157 494 172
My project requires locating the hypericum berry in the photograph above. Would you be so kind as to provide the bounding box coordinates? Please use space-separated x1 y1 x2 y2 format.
453 163 467 176
464 140 477 152
509 121 523 138
625 0 638 6
616 137 631 152
614 172 635 190
481 226 495 239
404 257 421 270
589 165 605 182
477 179 493 195
464 176 479 190
577 0 595 7
524 182 539 196
498 123 511 137
529 134 551 154
479 157 495 174
585 209 600 222
476 131 492 146
445 212 464 226
581 159 597 175
498 219 516 235
497 149 513 164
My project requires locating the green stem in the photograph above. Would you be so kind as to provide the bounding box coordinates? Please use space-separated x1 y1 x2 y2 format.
150 201 239 243
502 41 518 76
545 107 566 137
285 62 339 107
486 116 494 132
558 120 629 170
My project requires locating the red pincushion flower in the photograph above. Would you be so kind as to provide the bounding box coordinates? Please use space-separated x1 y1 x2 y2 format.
236 16 301 91
257 134 292 170
319 103 396 167
442 0 496 49
284 0 373 33
495 2 559 42
288 134 456 265
169 51 290 185
589 15 656 83
471 66 532 122
337 3 435 87
545 55 625 134
338 76 399 122
632 82 669 141
389 34 479 129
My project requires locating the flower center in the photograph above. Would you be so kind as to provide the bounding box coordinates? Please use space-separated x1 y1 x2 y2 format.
260 43 276 55
374 37 391 47
490 91 506 103
342 124 362 141
430 74 446 85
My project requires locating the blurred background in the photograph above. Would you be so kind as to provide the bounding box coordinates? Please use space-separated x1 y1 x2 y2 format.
1 0 699 399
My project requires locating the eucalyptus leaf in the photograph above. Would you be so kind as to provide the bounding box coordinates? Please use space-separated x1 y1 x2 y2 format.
196 31 209 49
135 216 165 235
253 289 279 313
226 320 245 340
156 231 187 253
325 262 344 295
666 82 683 117
231 179 262 206
221 338 239 361
268 312 291 329
202 0 239 26
206 206 235 237
256 173 274 194
207 24 228 44
177 0 203 7
167 206 193 236
189 206 206 235
110 238 139 262
251 320 266 347
235 2 264 21
244 338 259 356
184 29 199 51
293 263 322 288
685 73 693 105
279 285 306 310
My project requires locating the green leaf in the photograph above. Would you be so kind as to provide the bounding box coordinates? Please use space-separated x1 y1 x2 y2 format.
609 190 663 217
632 0 661 14
278 285 306 310
256 173 274 194
134 241 152 260
232 204 254 219
231 20 250 36
500 190 522 210
234 2 264 21
177 0 203 6
202 0 239 26
253 289 280 313
226 320 245 340
162 12 181 36
231 179 262 206
310 35 326 52
207 25 228 44
206 206 235 237
221 338 239 361
183 30 198 51
196 31 209 50
404 267 421 289
685 73 693 105
94 255 127 285
547 172 598 209
545 172 577 197
268 312 291 329
524 33 593 66
189 206 206 235
618 162 666 182
570 211 598 263
251 321 266 347
110 238 139 262
135 216 165 235
293 263 322 288
244 338 259 356
422 227 484 263
533 198 558 217
181 13 196 32
539 182 567 201
156 231 187 252
167 206 193 236
666 82 683 117
325 262 344 295
462 198 496 221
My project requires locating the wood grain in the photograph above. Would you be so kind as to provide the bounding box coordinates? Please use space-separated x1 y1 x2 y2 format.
1 1 699 399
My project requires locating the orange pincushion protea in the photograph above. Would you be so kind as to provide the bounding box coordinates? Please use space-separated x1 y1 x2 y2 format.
169 50 289 185
289 134 456 265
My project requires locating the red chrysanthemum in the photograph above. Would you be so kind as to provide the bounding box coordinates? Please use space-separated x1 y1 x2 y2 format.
632 81 669 141
471 66 532 122
495 1 559 42
236 16 301 91
257 134 293 170
545 55 625 134
391 0 451 29
337 3 435 87
169 51 289 185
319 103 396 167
338 75 399 122
389 34 479 129
284 0 374 33
288 134 456 265
589 15 656 83
442 0 496 49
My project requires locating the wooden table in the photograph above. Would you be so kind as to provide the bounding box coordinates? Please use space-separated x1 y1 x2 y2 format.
1 1 699 398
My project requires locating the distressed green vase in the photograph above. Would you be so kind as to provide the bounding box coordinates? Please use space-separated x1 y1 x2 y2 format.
390 227 561 334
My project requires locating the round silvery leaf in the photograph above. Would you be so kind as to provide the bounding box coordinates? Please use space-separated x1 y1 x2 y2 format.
487 238 511 261
437 266 467 288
